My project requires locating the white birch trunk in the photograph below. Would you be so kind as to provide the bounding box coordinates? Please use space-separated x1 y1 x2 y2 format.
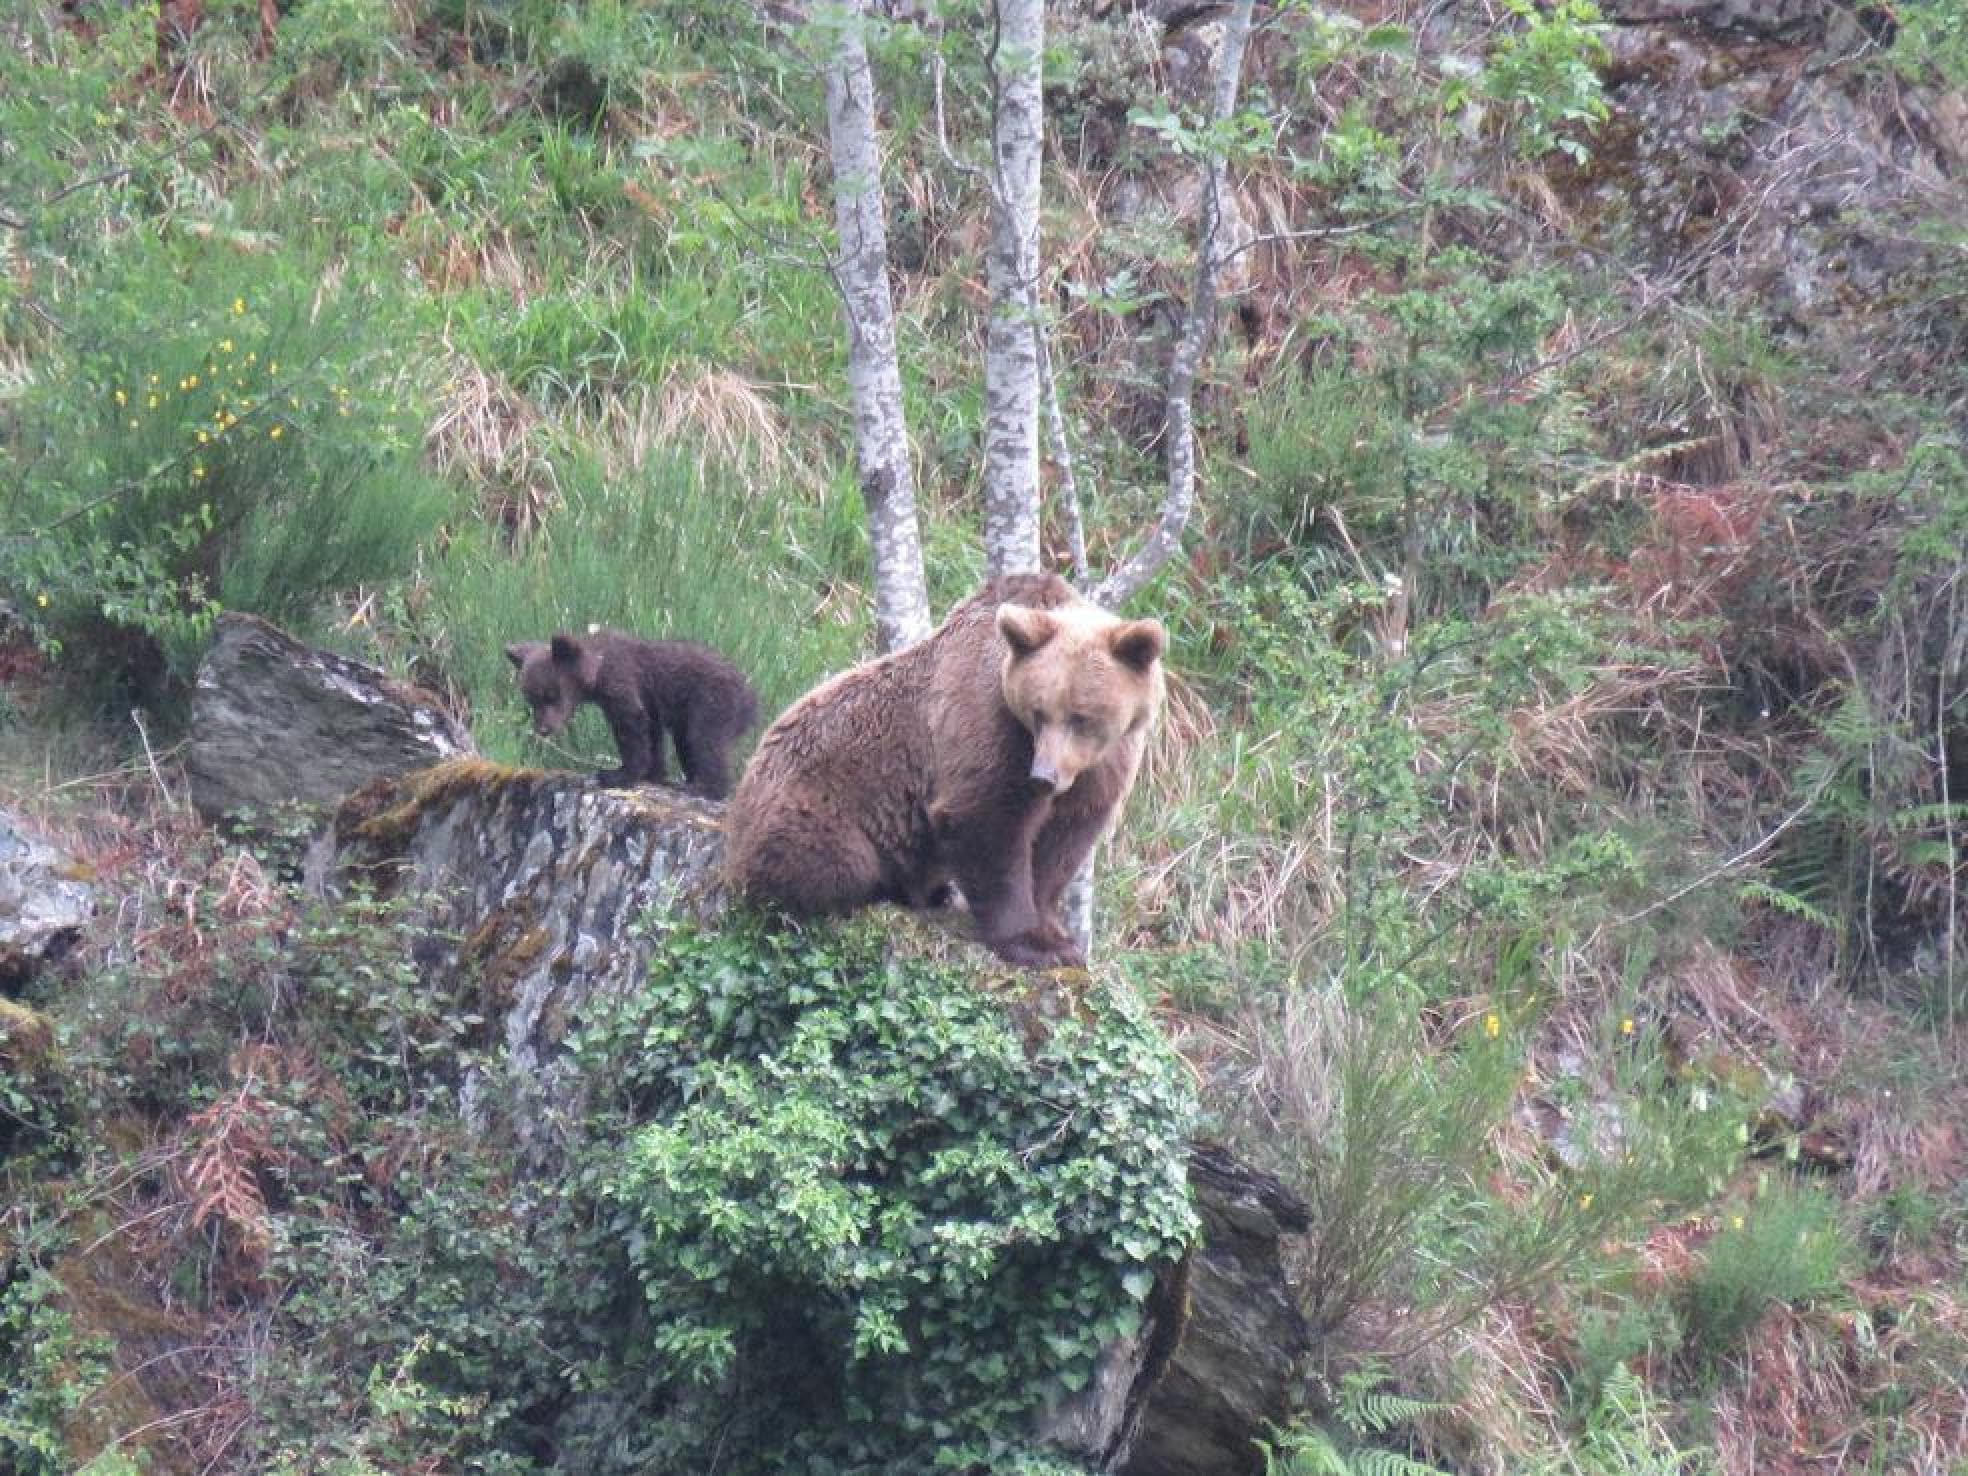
1093 0 1256 609
824 0 933 652
980 0 1045 577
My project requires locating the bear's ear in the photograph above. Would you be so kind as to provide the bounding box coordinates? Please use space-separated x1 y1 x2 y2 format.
550 633 584 668
997 605 1058 657
505 642 543 670
1107 618 1166 672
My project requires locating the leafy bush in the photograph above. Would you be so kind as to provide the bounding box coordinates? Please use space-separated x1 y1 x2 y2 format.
0 238 451 699
1474 0 1610 163
584 917 1199 1471
1233 254 1588 616
0 1260 112 1476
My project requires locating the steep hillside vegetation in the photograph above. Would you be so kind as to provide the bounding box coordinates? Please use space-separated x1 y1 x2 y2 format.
2 0 1964 1471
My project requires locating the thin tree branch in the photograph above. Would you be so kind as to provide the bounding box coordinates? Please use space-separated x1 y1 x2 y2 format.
1093 0 1257 608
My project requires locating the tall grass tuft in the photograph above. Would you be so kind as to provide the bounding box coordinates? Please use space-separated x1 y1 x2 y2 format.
1682 1177 1856 1364
422 448 855 770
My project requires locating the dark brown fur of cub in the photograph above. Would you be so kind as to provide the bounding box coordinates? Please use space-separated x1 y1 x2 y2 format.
505 630 759 798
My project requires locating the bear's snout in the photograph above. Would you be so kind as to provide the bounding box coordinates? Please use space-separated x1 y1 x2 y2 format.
1028 756 1072 794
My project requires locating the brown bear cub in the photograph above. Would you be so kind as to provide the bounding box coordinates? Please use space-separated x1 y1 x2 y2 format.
505 631 759 799
723 573 1165 969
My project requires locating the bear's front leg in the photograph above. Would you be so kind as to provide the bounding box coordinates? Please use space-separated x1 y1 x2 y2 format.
944 806 1083 969
600 702 662 787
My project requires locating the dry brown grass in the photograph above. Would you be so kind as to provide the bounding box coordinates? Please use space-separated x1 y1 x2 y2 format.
425 346 557 537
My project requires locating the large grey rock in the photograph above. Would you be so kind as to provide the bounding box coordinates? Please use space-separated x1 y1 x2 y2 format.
1584 1 1959 329
187 612 475 822
305 761 727 1112
1122 1144 1313 1476
0 808 96 984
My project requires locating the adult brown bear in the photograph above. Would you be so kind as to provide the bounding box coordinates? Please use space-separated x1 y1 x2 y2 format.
722 573 1165 968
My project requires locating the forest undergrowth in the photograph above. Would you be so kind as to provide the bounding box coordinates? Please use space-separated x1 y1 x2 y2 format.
2 0 1965 1471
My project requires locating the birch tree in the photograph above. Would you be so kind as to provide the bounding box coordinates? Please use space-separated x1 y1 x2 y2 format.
979 0 1045 576
821 0 932 651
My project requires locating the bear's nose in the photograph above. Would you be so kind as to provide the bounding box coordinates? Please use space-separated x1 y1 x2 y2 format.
1029 757 1069 794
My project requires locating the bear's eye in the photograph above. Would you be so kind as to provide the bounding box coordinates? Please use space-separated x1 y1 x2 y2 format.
1069 714 1099 737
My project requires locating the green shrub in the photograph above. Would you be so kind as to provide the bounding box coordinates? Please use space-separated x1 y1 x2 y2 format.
0 238 451 700
0 1251 142 1476
1231 254 1589 614
1682 1178 1856 1362
585 916 1199 1471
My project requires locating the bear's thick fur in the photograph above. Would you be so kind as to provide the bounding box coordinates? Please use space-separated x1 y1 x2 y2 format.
722 573 1165 968
504 630 758 798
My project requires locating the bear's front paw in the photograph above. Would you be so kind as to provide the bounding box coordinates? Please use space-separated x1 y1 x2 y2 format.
595 767 633 788
990 927 1086 971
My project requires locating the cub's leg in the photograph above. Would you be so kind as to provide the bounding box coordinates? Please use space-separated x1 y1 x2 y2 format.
600 701 661 788
675 705 739 799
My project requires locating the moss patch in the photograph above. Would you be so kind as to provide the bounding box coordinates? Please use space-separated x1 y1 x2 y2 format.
343 756 546 856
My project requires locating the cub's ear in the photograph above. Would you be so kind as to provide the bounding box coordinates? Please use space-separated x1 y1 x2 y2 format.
505 642 543 671
549 633 584 667
1108 618 1166 672
997 604 1059 657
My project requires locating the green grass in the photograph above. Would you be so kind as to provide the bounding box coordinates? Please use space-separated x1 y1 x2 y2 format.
421 448 856 769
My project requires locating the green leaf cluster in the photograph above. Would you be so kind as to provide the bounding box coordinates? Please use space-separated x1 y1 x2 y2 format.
579 917 1200 1471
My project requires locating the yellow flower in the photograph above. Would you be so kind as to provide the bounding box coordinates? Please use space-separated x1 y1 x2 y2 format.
127 418 139 430
148 373 160 386
186 373 199 389
338 404 350 417
35 593 49 609
245 351 257 365
269 425 283 440
220 339 234 354
1579 1194 1593 1211
224 412 238 428
288 396 299 409
192 464 206 480
269 360 279 374
1620 1017 1635 1036
1484 1013 1501 1039
197 430 210 444
114 388 127 406
1731 1215 1745 1231
233 297 246 315
147 394 160 409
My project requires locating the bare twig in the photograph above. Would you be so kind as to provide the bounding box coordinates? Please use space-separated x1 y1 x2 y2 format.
1094 0 1258 608
131 709 182 812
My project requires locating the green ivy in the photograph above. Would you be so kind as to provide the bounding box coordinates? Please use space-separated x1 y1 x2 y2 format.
578 916 1200 1472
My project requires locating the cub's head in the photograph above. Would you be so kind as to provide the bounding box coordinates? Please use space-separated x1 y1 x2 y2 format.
504 634 600 737
996 600 1166 795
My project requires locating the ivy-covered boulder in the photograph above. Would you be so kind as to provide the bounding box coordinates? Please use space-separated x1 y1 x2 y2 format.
576 917 1199 1473
308 758 1308 1473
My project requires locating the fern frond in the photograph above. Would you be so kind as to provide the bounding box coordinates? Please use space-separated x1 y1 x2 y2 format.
1352 1451 1456 1476
1737 878 1835 931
